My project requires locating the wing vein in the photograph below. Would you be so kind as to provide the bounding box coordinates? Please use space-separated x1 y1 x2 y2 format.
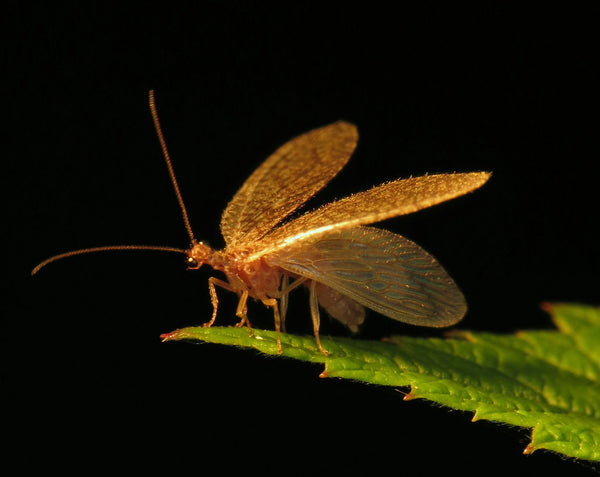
270 226 467 327
250 172 490 259
220 121 358 247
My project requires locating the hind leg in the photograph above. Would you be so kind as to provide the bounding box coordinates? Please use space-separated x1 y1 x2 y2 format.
309 280 328 355
275 275 308 333
279 276 289 333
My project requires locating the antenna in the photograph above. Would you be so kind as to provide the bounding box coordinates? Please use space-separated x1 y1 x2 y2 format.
148 90 196 244
31 245 187 275
31 91 194 275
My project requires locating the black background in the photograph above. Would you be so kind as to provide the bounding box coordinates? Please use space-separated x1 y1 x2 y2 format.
6 3 599 475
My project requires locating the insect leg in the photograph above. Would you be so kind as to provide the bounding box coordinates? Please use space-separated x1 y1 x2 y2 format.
279 275 289 333
278 276 308 295
261 297 283 354
234 289 253 337
309 280 328 356
204 277 235 327
276 275 308 333
275 275 308 307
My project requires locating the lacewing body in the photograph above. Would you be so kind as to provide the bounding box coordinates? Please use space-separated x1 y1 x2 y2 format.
33 92 491 354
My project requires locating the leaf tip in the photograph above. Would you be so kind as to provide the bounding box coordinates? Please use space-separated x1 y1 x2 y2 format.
160 330 181 342
403 389 418 401
540 301 555 313
319 369 329 378
523 443 537 455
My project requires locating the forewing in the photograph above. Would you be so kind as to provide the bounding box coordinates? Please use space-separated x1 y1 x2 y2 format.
255 172 490 258
270 226 467 327
220 121 358 247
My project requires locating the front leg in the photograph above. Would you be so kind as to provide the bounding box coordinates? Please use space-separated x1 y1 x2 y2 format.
204 276 235 327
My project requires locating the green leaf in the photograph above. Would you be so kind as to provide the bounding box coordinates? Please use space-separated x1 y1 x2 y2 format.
161 303 600 462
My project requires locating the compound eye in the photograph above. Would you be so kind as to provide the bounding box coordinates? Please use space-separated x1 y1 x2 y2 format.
186 257 199 269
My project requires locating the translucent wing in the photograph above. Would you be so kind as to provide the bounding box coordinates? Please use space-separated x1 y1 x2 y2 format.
220 121 358 247
270 226 467 327
251 172 490 259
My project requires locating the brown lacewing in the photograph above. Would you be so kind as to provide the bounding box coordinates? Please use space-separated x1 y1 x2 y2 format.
33 91 491 354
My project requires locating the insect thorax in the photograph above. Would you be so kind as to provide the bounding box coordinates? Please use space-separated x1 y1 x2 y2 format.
224 248 283 299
